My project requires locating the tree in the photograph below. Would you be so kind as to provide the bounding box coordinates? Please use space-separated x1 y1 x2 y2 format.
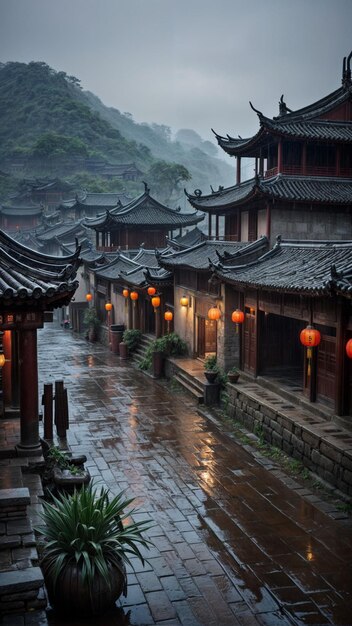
147 160 191 203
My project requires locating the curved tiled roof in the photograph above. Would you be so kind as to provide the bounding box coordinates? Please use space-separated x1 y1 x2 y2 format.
213 79 352 156
214 238 352 295
186 175 352 212
83 189 204 230
159 240 251 271
0 229 80 308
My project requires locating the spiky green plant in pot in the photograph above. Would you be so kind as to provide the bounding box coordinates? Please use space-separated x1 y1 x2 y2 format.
36 483 151 616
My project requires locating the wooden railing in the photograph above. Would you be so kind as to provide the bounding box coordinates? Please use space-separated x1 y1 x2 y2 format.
264 165 352 179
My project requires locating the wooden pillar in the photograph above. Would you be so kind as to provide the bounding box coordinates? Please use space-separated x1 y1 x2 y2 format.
155 308 161 339
17 329 41 455
335 299 347 415
277 139 283 173
336 145 341 177
96 231 99 248
266 202 271 240
302 143 307 176
132 301 139 330
236 157 241 185
215 215 219 240
2 330 12 407
253 293 259 378
208 213 212 239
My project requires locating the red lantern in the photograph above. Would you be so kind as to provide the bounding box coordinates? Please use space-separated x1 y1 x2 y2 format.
232 309 244 333
85 293 93 302
147 286 156 296
208 307 221 321
130 291 139 301
164 311 173 321
346 338 352 359
105 302 112 312
232 309 244 324
300 325 321 377
122 289 129 298
151 296 161 309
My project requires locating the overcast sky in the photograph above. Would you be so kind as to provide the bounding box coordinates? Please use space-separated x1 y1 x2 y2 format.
1 0 351 144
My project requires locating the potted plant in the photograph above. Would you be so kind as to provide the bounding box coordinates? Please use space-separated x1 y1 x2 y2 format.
36 483 152 617
227 366 240 384
38 445 90 497
120 329 142 358
204 354 219 384
139 332 188 378
83 307 101 342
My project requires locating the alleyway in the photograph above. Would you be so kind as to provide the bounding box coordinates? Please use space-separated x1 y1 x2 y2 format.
32 326 352 626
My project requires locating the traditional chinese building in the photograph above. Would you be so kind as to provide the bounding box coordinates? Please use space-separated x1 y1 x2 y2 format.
186 55 352 244
0 194 44 232
59 191 132 222
83 183 204 251
0 229 80 453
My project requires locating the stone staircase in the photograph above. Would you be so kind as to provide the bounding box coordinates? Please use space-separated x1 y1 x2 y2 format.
0 463 46 616
132 333 155 367
168 358 205 404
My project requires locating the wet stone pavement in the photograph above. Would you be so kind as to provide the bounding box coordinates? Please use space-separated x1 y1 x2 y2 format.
24 327 352 624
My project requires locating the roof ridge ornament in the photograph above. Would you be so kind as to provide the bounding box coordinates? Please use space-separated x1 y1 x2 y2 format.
278 94 292 116
342 52 352 87
249 101 263 118
142 181 150 195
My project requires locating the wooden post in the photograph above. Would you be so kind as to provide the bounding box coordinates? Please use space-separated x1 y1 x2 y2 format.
236 157 241 185
208 213 212 239
55 380 68 438
335 299 346 415
17 329 41 455
278 139 283 173
43 383 53 440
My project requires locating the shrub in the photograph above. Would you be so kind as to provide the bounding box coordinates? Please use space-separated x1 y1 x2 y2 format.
122 329 142 353
139 332 187 371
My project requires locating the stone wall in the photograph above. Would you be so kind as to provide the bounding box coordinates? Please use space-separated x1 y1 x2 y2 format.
271 206 352 244
216 284 241 372
227 384 352 497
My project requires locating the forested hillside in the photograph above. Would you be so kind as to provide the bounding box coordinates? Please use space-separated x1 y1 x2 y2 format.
0 61 233 203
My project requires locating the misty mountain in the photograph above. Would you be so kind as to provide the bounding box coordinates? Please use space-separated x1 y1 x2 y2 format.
0 61 234 200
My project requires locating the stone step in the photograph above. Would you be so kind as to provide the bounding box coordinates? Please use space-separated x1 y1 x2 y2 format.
0 567 46 615
0 488 30 522
0 566 44 594
173 373 204 404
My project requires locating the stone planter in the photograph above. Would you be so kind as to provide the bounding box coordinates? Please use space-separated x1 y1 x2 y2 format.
227 372 240 384
204 370 218 384
152 350 165 379
119 341 128 360
110 325 125 354
53 467 91 494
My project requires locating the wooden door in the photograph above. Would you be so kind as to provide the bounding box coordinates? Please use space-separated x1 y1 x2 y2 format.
316 335 336 404
198 317 205 358
244 308 256 372
205 320 217 354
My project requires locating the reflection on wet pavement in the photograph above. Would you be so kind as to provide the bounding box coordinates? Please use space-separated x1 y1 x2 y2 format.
35 326 352 626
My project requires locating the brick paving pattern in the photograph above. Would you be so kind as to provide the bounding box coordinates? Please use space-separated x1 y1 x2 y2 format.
7 325 352 625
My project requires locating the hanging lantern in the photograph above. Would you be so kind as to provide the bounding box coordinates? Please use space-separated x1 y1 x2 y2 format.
0 353 5 368
300 325 321 377
346 338 352 359
130 291 139 301
105 302 113 312
208 307 221 321
180 295 189 307
151 296 161 309
232 309 244 333
122 289 129 298
85 293 93 302
164 311 173 322
147 286 156 296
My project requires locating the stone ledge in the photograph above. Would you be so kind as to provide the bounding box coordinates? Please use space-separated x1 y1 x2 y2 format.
0 489 30 508
0 567 44 594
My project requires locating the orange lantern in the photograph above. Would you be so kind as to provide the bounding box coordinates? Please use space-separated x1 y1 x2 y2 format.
130 291 139 301
346 338 352 359
232 309 244 333
151 296 161 309
208 307 221 321
105 302 113 312
147 286 156 296
300 325 321 377
180 296 189 307
122 289 129 298
0 353 5 368
85 293 93 302
164 311 173 321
